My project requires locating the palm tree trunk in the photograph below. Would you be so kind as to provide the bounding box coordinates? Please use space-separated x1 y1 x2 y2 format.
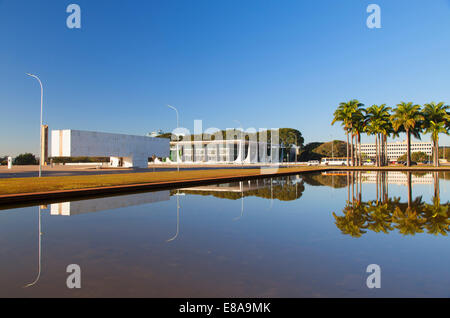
385 135 388 165
375 135 379 167
346 131 349 166
351 133 354 167
436 139 440 167
380 134 383 166
358 135 362 167
406 129 411 167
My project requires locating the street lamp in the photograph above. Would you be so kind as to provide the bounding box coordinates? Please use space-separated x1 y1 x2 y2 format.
234 120 244 167
26 73 44 177
167 105 180 172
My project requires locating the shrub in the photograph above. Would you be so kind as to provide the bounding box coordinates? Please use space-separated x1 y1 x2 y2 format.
13 153 38 165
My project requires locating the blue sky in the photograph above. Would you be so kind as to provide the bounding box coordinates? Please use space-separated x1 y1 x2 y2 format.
1 0 450 156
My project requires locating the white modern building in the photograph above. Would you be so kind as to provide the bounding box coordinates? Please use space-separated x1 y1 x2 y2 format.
51 129 169 168
169 139 283 164
359 141 433 161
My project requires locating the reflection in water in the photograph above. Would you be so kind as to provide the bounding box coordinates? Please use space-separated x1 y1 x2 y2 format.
332 171 449 237
1 172 449 297
50 191 170 216
24 206 42 288
175 176 305 202
233 181 245 221
167 191 182 242
24 191 171 287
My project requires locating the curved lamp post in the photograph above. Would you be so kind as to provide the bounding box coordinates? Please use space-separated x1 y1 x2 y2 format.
26 73 44 177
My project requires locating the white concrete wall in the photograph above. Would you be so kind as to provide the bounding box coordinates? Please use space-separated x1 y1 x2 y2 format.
51 129 170 168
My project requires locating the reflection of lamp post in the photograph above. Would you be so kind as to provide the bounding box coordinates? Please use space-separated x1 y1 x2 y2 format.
26 73 44 177
25 206 42 287
167 191 182 242
233 181 245 221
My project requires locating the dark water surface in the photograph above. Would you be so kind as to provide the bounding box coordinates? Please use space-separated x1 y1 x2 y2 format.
0 171 449 297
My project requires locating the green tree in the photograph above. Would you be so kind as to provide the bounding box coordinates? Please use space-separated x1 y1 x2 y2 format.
422 102 450 167
391 102 424 167
332 100 364 166
351 108 366 166
397 151 429 163
364 104 392 167
13 153 38 165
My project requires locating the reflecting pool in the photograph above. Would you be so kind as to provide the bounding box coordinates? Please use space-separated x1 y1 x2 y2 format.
0 171 449 297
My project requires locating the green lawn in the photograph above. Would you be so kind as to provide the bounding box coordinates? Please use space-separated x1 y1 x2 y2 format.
0 167 324 195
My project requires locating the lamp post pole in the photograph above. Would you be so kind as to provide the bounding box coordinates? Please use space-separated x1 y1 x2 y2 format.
26 73 43 177
167 105 180 172
234 120 244 167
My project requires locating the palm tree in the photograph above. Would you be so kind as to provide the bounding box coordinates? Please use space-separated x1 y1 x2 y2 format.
424 121 448 167
422 102 450 167
352 109 366 166
364 104 391 166
332 100 364 166
391 102 424 167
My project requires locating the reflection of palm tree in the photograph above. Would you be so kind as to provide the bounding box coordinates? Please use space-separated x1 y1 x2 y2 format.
25 206 42 288
332 201 368 237
392 206 426 236
423 196 449 235
335 172 449 237
366 202 394 234
407 172 412 208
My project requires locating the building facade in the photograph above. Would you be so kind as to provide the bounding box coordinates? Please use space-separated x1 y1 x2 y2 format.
359 141 433 161
169 139 282 164
51 129 169 168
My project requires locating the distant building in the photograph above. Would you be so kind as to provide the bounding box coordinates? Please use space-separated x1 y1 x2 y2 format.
147 130 164 137
51 129 169 168
170 139 281 164
359 140 432 161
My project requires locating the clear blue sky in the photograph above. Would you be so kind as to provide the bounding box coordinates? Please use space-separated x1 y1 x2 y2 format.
1 0 450 156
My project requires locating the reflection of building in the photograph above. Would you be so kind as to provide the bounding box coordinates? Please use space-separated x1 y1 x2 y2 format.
170 140 281 164
179 179 274 193
321 171 433 185
178 176 303 201
360 171 433 185
51 129 169 168
50 190 170 216
359 141 432 161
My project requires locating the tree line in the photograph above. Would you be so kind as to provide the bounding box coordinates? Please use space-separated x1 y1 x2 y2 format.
332 100 449 167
